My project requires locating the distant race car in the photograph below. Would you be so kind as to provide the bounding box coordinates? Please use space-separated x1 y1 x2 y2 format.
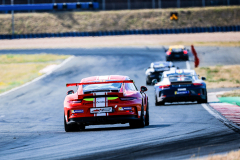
64 75 149 132
145 61 177 85
153 69 207 105
165 45 189 61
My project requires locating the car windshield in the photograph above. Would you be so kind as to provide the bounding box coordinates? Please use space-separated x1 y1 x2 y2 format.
83 83 122 91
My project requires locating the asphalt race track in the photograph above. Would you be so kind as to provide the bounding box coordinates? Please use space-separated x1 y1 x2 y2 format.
0 46 240 160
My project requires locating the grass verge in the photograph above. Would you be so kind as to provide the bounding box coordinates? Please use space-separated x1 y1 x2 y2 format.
220 89 240 97
195 65 240 89
0 54 69 93
0 6 239 34
217 90 240 106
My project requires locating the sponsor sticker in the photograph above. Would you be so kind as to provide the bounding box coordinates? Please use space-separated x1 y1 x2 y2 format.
178 88 186 91
175 91 189 95
90 107 112 114
118 107 132 111
72 110 84 113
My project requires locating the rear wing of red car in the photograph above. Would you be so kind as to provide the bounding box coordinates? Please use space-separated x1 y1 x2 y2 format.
66 80 134 87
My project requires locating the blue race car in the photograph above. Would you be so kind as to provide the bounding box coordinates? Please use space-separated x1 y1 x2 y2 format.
153 69 207 105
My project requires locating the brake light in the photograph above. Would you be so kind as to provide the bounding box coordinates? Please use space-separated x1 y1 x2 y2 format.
183 50 188 54
159 85 170 89
166 51 171 55
193 83 203 86
120 97 137 101
68 100 82 104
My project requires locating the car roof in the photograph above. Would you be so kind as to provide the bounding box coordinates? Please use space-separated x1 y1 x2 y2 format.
163 69 196 76
81 75 130 83
151 61 172 68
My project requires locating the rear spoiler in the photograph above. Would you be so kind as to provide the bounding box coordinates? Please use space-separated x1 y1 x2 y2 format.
66 80 134 87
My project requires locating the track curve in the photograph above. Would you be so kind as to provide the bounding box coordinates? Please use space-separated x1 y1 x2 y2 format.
0 47 240 160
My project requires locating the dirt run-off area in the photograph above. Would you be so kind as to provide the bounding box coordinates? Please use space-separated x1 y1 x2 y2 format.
0 32 240 49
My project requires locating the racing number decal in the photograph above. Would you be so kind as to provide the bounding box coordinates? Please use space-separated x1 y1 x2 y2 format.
93 92 109 117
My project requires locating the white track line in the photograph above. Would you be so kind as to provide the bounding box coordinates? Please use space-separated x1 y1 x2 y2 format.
186 61 191 70
0 55 75 97
201 104 223 120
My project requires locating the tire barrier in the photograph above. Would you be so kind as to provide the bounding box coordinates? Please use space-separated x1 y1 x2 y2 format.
191 45 200 68
0 2 99 11
0 25 239 40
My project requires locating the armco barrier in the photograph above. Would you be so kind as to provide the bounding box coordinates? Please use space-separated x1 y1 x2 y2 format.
0 2 99 11
0 25 239 40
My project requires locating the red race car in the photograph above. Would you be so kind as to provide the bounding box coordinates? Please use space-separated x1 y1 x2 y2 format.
64 75 149 132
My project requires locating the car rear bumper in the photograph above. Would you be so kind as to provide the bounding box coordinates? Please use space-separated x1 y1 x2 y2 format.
67 115 139 125
166 54 188 60
160 95 205 103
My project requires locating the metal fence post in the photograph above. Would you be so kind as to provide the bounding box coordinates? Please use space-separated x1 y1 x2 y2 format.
152 0 155 8
177 0 180 8
128 0 131 9
102 0 105 10
202 0 205 7
3 0 5 5
158 0 161 8
227 0 230 5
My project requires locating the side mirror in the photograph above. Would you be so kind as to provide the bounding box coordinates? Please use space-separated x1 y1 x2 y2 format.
140 86 148 92
172 65 175 67
201 77 206 81
177 67 180 69
152 79 158 85
67 90 74 95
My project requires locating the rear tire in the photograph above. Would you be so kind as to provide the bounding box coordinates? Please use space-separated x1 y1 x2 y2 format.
79 125 85 130
64 114 79 132
197 91 208 104
146 81 151 86
130 105 145 128
155 96 165 106
145 103 149 126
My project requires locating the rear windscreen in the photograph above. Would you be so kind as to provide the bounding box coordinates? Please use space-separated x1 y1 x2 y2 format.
83 83 122 91
167 73 193 82
172 48 183 52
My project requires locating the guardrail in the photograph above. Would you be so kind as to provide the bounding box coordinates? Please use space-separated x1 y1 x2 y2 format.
0 2 99 11
0 25 239 40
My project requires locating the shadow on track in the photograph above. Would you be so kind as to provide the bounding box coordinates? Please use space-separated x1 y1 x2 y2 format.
73 124 171 132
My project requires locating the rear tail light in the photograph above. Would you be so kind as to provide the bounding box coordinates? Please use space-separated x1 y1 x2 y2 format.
68 99 82 104
193 83 203 86
120 97 137 101
166 51 171 55
159 85 171 89
183 50 188 54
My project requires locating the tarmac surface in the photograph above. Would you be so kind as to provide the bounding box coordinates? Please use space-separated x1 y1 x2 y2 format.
0 46 240 160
